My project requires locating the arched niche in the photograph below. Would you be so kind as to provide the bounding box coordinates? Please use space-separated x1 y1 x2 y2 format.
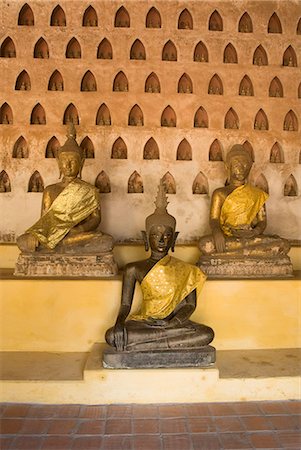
178 9 193 29
208 74 223 95
34 37 49 58
161 106 176 127
177 139 192 160
66 38 81 58
113 71 128 92
0 170 11 192
13 136 29 158
146 7 161 28
45 136 60 158
143 138 159 159
0 103 13 124
162 40 177 61
268 12 282 33
253 45 268 65
178 73 193 93
162 172 176 194
269 77 283 97
30 103 46 124
238 12 253 32
80 136 95 158
209 139 223 161
283 110 298 131
28 171 44 192
145 72 160 93
283 46 297 67
81 70 97 91
128 171 143 193
130 39 146 60
254 109 269 130
224 108 239 129
298 82 301 99
242 141 255 162
270 142 284 163
83 5 98 26
63 103 79 125
255 174 269 194
194 106 208 128
50 5 66 26
223 43 238 63
0 37 16 57
193 172 208 194
194 41 208 62
297 18 301 35
15 70 31 90
284 174 298 196
128 105 144 126
95 171 111 193
111 137 127 159
96 103 111 125
48 70 63 91
239 75 254 96
18 3 34 25
115 6 130 27
97 38 112 59
209 10 223 31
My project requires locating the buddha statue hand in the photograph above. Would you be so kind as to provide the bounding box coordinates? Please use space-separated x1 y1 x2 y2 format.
212 227 226 253
112 320 127 351
16 233 39 253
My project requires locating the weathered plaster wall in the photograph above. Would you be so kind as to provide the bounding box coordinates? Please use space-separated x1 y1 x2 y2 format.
0 0 300 242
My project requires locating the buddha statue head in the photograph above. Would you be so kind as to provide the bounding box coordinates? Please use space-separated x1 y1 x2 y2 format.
225 144 253 185
57 122 85 180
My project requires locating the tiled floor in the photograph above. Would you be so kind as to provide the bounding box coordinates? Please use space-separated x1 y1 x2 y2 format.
0 401 300 449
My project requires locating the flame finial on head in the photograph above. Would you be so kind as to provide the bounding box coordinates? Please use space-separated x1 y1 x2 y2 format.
66 121 77 140
145 178 176 234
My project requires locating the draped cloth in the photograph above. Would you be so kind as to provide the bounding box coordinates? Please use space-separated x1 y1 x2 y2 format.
220 184 268 237
27 178 100 249
131 255 206 321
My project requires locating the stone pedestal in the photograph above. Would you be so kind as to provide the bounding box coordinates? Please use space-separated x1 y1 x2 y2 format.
197 255 293 278
14 252 118 277
102 345 216 369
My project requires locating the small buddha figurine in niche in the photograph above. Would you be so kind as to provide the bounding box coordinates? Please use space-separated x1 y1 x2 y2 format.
103 180 215 368
198 145 292 277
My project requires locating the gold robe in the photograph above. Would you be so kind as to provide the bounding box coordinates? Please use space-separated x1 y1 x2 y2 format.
220 184 268 236
27 178 100 249
131 255 206 320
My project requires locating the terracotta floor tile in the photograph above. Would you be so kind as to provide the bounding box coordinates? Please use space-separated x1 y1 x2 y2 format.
249 431 281 448
20 418 49 435
232 401 261 416
2 405 31 418
0 418 24 434
208 402 236 416
258 400 287 415
267 414 300 431
160 418 187 434
40 436 74 449
277 430 301 448
214 416 245 432
105 418 132 435
188 417 215 433
185 403 211 417
12 436 43 449
56 405 81 418
79 406 106 419
76 419 105 435
284 401 301 414
72 436 102 449
162 434 192 450
132 434 162 450
27 406 58 418
132 418 159 434
132 405 158 418
101 435 132 450
158 405 185 418
219 432 252 449
191 433 221 450
107 405 132 418
241 415 273 431
46 419 78 435
0 436 14 450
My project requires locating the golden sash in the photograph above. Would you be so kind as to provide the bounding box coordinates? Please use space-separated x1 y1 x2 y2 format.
132 255 206 320
220 184 268 236
27 178 100 249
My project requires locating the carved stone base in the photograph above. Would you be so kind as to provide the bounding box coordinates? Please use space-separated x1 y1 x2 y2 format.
197 255 293 278
102 345 216 369
14 252 118 277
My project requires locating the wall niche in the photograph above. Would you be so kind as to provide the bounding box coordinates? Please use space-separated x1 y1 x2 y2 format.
0 171 11 192
97 38 112 59
162 172 176 194
253 45 268 65
111 137 127 159
95 171 111 193
223 43 238 63
283 110 298 131
193 172 208 194
268 12 282 33
80 137 95 158
178 9 193 29
45 136 60 158
66 38 81 58
255 174 269 194
194 106 208 128
209 10 223 31
28 171 44 192
194 41 208 62
239 75 253 96
208 74 223 95
143 138 159 159
18 3 34 25
161 106 176 127
81 71 97 91
83 6 98 26
0 37 16 57
297 18 301 34
270 142 284 163
238 12 253 32
13 136 29 158
34 38 49 58
0 103 13 124
48 70 63 91
128 171 143 193
96 104 111 125
145 73 160 93
177 139 192 160
146 7 161 28
254 109 268 130
113 71 128 91
178 73 193 93
128 105 144 126
15 70 31 90
30 103 46 124
115 6 130 27
242 141 255 161
284 174 298 196
224 108 239 129
130 39 146 60
50 5 66 26
162 40 177 61
63 103 79 124
269 77 283 97
209 139 223 161
283 46 297 67
298 82 301 98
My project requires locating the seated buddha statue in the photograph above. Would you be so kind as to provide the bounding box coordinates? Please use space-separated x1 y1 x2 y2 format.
17 123 113 254
105 180 214 354
198 144 290 258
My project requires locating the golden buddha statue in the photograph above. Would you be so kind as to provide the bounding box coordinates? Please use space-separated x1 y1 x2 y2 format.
198 144 292 277
103 180 215 367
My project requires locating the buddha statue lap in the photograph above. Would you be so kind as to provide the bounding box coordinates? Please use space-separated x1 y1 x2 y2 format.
103 180 215 369
197 145 292 278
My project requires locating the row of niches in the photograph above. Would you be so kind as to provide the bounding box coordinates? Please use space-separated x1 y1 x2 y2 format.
11 70 301 98
8 136 301 165
0 169 299 197
14 4 301 34
1 103 299 132
1 37 299 67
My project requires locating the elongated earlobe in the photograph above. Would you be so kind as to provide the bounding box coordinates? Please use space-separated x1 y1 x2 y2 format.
171 231 179 252
141 230 149 251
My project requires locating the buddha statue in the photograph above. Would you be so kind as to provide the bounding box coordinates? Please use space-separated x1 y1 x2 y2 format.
103 180 215 368
198 144 292 277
